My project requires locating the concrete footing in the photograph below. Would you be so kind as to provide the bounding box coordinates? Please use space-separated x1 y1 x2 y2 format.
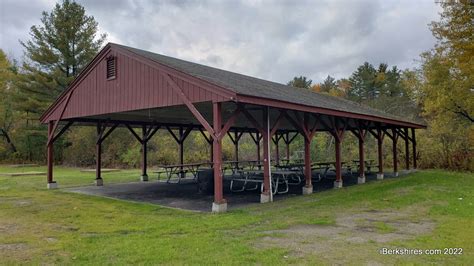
377 173 384 180
47 182 58 189
302 185 313 195
95 178 103 186
334 180 343 189
357 176 366 184
260 193 271 203
212 202 227 213
393 172 399 177
140 175 149 182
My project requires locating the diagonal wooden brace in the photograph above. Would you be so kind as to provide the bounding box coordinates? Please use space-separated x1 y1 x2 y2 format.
163 73 215 138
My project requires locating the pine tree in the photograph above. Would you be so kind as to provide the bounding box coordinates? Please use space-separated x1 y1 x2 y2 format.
347 62 377 101
320 75 337 93
287 76 312 89
16 0 106 117
0 49 18 154
14 0 106 162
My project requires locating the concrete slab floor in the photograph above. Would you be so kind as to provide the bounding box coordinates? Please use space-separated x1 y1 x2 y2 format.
64 170 412 212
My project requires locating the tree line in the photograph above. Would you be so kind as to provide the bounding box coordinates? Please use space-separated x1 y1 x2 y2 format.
0 0 472 171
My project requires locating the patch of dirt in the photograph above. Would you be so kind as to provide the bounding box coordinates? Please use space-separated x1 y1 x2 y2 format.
14 200 32 207
394 187 414 195
0 223 20 234
0 243 28 251
256 208 435 259
81 232 100 237
45 237 58 243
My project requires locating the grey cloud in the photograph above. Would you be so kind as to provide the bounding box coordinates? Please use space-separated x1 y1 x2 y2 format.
0 0 55 59
1 0 440 83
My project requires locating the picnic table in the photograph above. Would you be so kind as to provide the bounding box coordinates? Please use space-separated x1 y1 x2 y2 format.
275 163 305 176
230 169 301 195
222 160 263 173
352 159 376 173
278 159 291 165
246 160 263 170
312 162 332 179
223 160 245 174
312 161 353 178
156 162 209 183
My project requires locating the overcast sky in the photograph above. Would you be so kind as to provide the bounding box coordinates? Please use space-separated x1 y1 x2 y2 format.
0 0 441 83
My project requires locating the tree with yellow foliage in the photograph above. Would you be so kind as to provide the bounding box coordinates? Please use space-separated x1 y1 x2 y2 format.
416 0 474 170
0 49 18 154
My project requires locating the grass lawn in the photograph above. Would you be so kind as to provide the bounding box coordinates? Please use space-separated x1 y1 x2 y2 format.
0 165 473 264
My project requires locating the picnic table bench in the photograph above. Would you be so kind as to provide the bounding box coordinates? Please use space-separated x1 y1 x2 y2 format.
230 169 303 195
155 162 209 183
352 159 377 173
312 161 354 178
221 160 264 175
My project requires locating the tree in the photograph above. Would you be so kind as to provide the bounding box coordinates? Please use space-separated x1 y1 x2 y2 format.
311 83 321 93
16 0 106 117
320 75 337 93
13 0 106 162
424 0 474 123
348 62 405 101
0 49 18 153
379 66 402 97
336 78 351 91
347 62 378 101
287 76 312 89
413 0 474 170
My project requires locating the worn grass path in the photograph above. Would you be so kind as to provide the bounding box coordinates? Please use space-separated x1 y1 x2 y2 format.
0 166 472 264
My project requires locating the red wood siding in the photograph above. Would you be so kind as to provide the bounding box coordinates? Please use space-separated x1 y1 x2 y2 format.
46 49 230 121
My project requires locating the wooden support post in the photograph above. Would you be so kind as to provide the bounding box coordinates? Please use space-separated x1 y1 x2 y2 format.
335 137 342 186
322 117 345 188
404 128 410 170
228 130 243 170
95 124 103 186
46 121 56 189
302 113 315 194
256 132 261 164
377 128 384 180
358 137 365 183
210 141 213 163
179 127 185 179
199 128 213 163
212 102 226 212
303 136 313 193
234 131 239 162
286 132 290 161
261 107 272 203
351 121 368 184
392 129 399 176
141 125 148 181
412 128 417 169
274 134 280 164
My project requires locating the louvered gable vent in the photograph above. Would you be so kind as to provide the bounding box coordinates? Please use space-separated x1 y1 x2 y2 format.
106 56 116 80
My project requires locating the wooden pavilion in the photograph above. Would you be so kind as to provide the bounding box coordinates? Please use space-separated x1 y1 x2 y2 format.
41 43 425 212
